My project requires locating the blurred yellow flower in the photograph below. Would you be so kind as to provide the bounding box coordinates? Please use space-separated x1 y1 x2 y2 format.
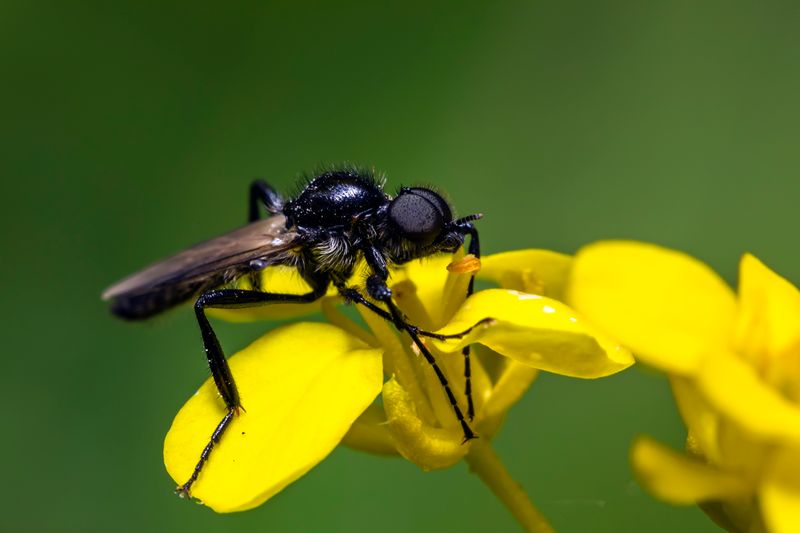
163 250 632 529
567 241 800 533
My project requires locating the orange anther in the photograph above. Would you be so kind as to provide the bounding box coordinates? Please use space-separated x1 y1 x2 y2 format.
447 254 482 274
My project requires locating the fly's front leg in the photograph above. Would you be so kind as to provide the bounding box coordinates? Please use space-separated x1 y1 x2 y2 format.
460 223 480 420
248 179 283 222
362 266 477 443
178 277 328 498
338 285 491 340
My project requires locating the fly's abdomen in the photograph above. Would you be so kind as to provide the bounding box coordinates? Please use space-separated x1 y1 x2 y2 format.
109 279 214 320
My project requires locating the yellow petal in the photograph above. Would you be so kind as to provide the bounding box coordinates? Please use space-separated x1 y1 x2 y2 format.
670 377 722 465
320 297 380 348
698 498 762 533
631 436 751 504
340 403 398 456
432 289 633 378
163 322 383 512
209 265 330 322
419 345 481 430
382 377 468 470
735 254 800 371
761 446 800 533
477 358 538 438
567 241 736 374
485 363 538 415
357 306 439 426
479 249 572 299
391 253 471 329
696 350 800 445
716 416 770 482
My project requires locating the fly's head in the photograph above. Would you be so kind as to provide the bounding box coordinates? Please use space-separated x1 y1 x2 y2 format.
384 187 481 264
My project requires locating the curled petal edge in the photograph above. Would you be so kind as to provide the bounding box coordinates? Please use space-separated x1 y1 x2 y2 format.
382 377 469 471
431 289 633 378
631 436 751 504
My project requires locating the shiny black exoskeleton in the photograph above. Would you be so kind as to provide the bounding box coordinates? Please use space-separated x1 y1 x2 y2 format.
280 169 476 289
105 166 482 499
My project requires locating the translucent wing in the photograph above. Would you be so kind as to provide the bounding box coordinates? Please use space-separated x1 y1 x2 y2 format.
102 215 298 319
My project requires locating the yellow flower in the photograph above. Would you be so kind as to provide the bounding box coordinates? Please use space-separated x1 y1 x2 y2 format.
566 241 800 533
163 249 633 522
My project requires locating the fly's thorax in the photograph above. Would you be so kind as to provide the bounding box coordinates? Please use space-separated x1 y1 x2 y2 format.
307 232 359 277
282 223 358 287
283 170 388 229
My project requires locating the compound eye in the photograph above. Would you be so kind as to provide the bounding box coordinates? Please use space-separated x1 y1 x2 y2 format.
405 187 452 222
388 190 445 246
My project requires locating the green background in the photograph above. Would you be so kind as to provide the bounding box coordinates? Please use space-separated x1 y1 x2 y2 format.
3 2 798 531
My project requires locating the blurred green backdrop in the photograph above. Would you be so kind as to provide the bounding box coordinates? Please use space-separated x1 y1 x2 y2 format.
2 1 798 531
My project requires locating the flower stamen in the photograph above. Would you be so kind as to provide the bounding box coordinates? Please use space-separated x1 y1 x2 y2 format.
447 254 481 274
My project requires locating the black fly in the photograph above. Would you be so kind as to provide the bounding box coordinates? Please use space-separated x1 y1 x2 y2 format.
102 167 483 498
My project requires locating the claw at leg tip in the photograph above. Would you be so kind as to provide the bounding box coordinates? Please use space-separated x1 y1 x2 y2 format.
462 433 479 445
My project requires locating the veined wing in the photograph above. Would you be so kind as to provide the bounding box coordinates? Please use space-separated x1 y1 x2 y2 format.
102 215 298 318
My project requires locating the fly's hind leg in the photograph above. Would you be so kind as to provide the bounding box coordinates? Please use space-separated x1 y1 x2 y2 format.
177 275 329 498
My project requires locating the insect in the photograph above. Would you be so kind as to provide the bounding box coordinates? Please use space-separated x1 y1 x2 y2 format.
102 166 483 498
